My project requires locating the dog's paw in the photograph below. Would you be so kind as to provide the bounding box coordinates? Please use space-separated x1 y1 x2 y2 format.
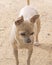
34 42 40 46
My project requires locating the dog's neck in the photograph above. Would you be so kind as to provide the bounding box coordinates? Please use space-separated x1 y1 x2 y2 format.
15 36 20 45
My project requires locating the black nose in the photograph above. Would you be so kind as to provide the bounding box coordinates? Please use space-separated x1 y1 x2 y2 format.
27 38 31 43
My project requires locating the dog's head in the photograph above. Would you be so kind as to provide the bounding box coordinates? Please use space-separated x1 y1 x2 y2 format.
15 15 39 44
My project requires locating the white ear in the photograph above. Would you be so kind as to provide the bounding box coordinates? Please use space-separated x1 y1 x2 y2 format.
15 16 24 25
30 15 39 23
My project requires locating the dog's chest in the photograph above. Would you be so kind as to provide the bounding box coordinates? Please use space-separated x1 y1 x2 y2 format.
16 40 33 49
19 6 38 20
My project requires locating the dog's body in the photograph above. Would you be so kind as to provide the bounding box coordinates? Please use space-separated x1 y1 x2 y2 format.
19 6 38 20
11 1 40 65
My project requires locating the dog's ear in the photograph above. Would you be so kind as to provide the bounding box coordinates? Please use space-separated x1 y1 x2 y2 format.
15 16 24 25
30 15 39 23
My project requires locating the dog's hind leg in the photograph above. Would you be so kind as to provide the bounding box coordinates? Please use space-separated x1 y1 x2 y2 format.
35 18 41 46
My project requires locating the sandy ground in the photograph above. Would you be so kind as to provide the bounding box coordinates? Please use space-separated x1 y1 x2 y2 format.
0 0 52 65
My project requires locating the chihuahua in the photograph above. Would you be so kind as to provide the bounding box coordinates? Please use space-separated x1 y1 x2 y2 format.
11 0 40 65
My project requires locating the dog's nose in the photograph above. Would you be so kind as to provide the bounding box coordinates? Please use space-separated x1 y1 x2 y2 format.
27 38 31 43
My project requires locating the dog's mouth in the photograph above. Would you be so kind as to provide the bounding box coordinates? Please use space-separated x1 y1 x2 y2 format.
24 40 34 45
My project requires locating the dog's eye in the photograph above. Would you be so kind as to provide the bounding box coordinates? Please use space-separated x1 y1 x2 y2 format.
21 33 25 36
30 32 34 35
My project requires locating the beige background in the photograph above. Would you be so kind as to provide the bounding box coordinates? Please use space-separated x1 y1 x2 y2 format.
0 0 52 65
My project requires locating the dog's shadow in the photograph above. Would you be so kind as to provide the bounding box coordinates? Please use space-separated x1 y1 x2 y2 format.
34 43 52 52
34 43 52 65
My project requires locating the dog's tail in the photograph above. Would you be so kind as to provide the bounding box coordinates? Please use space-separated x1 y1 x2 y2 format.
27 0 30 5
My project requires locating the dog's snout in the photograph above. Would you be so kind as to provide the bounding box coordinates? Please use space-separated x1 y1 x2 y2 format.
25 37 31 43
25 38 31 43
27 38 31 43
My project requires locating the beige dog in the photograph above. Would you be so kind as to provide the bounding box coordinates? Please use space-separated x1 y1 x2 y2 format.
11 0 40 65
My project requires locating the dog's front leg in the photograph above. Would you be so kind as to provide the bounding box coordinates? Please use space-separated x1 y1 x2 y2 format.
27 48 33 65
12 40 19 65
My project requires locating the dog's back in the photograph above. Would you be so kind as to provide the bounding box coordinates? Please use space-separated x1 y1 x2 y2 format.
19 6 38 20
